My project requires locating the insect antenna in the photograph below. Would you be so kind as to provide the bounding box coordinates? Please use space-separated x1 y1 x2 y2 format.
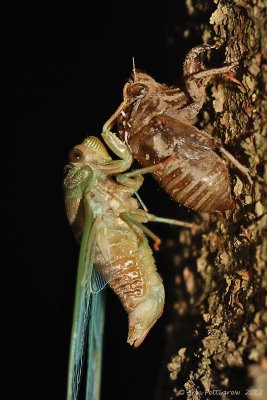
132 56 136 81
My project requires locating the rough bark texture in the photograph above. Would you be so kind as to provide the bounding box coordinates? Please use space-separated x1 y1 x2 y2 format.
166 1 267 399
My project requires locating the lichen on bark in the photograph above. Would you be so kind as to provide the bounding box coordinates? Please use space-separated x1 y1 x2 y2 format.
166 1 267 398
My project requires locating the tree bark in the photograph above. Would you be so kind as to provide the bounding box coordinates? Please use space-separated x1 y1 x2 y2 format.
165 1 267 399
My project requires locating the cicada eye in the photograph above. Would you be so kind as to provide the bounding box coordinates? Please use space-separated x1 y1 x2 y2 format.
68 147 85 163
127 83 148 98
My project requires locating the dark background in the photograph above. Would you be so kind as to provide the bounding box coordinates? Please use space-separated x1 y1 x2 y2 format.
1 2 207 399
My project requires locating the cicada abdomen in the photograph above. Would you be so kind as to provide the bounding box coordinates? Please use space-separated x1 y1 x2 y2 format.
124 114 234 213
95 217 164 347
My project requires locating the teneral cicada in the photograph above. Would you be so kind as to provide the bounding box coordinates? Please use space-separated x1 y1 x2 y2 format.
64 131 192 400
104 44 251 213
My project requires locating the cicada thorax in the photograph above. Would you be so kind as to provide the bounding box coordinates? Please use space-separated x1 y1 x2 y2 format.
119 73 190 135
95 220 164 347
119 113 234 213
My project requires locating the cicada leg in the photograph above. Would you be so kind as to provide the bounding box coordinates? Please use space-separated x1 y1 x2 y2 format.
134 191 149 212
102 110 134 167
121 212 162 250
187 127 253 186
121 210 195 250
217 145 253 186
116 163 170 209
100 131 133 174
116 160 171 186
183 43 239 118
94 131 133 174
101 130 132 162
116 164 163 190
101 130 160 187
102 101 126 133
146 213 194 229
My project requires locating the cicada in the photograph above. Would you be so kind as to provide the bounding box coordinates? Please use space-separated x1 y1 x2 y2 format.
103 44 252 213
64 131 192 400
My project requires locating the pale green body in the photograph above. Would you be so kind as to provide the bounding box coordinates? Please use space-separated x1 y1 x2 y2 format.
64 131 192 400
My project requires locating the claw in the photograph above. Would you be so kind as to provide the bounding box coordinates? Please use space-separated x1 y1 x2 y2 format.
153 238 161 251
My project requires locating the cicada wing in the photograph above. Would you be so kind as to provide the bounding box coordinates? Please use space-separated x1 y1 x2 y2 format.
67 201 100 400
91 269 108 293
86 290 105 400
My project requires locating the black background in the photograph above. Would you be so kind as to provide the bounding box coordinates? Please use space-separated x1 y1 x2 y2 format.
1 2 204 399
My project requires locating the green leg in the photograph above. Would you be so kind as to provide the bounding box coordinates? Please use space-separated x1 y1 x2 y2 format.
121 210 195 251
135 192 148 212
102 101 125 133
101 130 132 163
116 163 164 186
117 174 144 190
94 130 133 174
146 213 194 229
121 212 161 250
77 131 131 176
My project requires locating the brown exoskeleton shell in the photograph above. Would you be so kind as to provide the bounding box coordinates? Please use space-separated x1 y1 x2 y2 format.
108 44 244 213
127 114 234 212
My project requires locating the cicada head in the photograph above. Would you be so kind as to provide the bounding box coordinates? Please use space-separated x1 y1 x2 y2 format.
67 136 112 167
64 136 111 230
123 71 157 105
83 136 111 160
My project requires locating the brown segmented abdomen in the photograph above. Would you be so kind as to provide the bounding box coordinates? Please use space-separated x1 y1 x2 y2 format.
124 114 234 213
156 156 234 213
108 255 144 311
95 223 165 347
